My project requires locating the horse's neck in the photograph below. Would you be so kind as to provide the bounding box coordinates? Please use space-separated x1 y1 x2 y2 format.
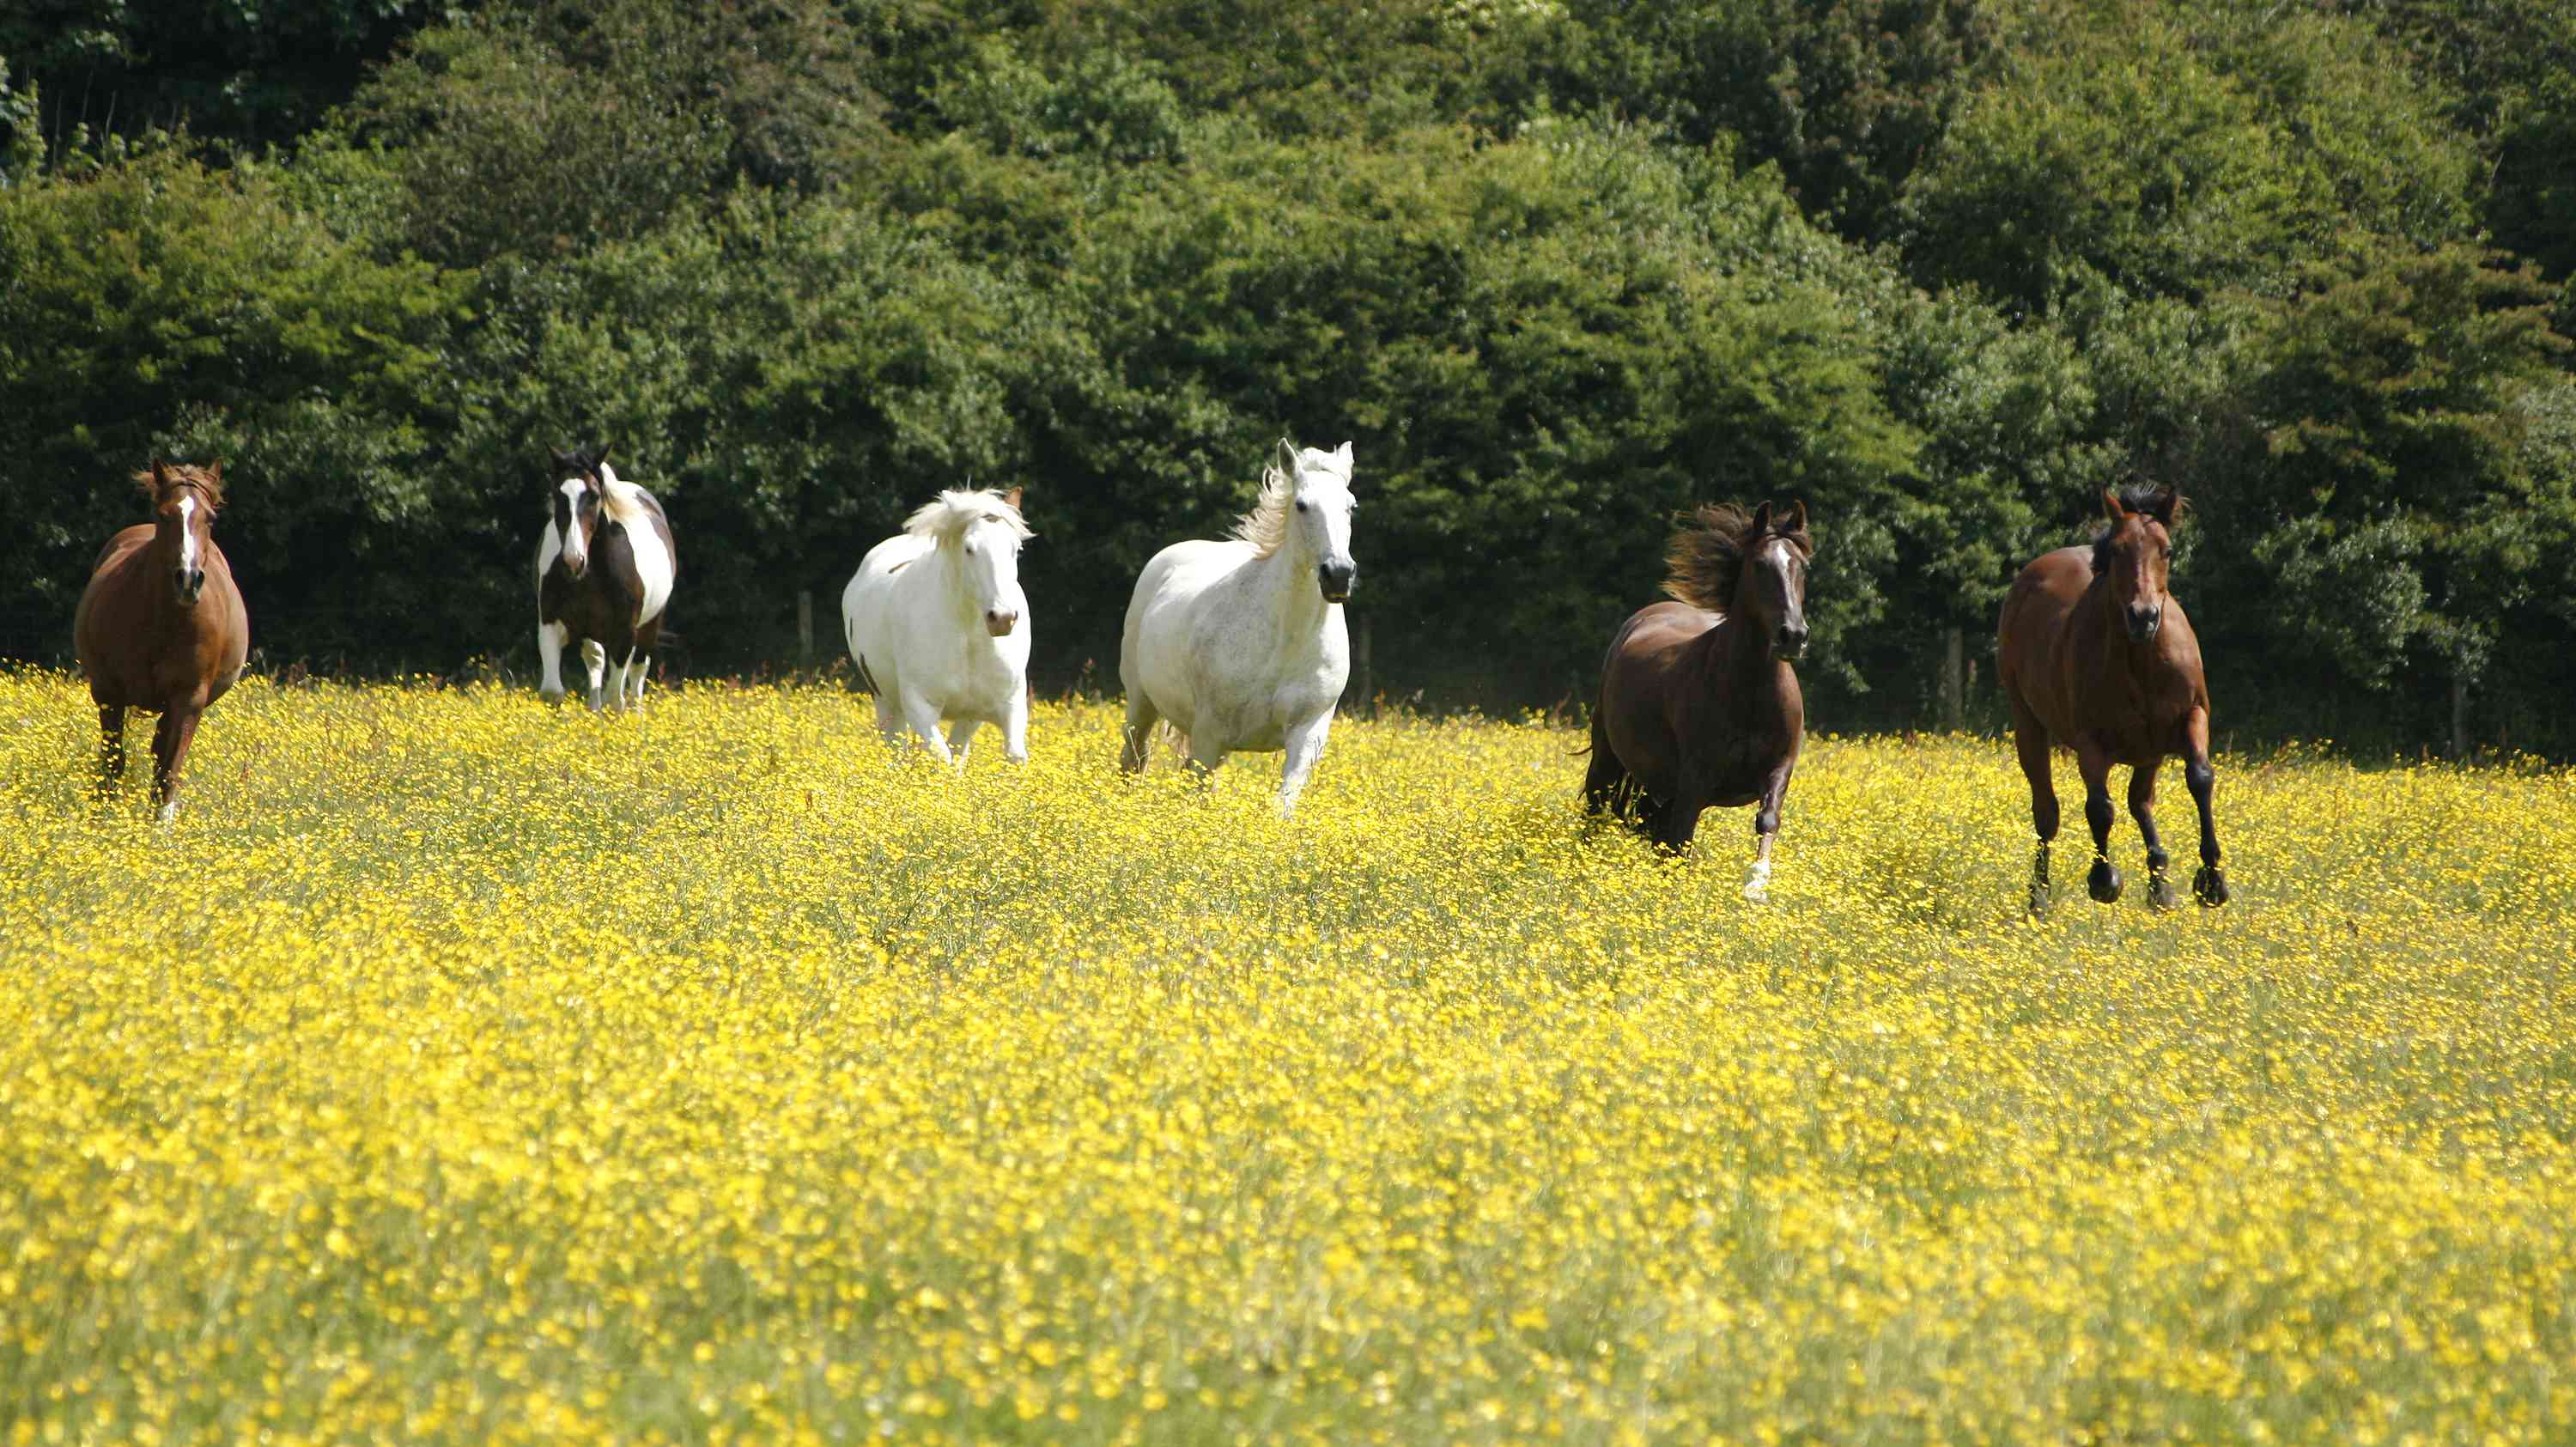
1249 543 1329 638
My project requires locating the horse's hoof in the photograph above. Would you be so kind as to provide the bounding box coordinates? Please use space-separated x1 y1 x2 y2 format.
2026 886 2050 918
2195 866 2230 907
154 799 179 826
2087 860 2124 903
2147 872 2179 911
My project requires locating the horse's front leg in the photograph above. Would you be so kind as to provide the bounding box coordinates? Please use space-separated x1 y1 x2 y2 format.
580 640 608 713
2129 761 2177 909
947 718 981 769
1648 782 1704 856
94 704 129 799
1000 683 1030 765
1278 710 1334 816
1744 758 1798 903
150 707 204 824
2075 742 2123 903
898 690 955 767
537 621 570 705
2184 708 2229 906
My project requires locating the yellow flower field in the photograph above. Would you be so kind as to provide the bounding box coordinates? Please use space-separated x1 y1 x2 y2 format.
2 669 2571 1444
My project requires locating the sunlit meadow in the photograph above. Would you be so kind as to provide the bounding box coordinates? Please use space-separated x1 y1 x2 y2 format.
2 669 2571 1444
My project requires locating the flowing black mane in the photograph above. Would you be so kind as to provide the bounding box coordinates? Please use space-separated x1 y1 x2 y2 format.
1663 502 1814 611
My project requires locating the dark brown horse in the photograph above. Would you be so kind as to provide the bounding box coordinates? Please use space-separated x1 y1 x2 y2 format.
73 460 251 821
1583 501 1813 900
536 444 676 712
1998 483 2229 913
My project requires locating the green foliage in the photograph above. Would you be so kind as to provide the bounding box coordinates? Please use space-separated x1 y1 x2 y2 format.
0 148 465 643
2235 243 2571 684
1899 1 2477 313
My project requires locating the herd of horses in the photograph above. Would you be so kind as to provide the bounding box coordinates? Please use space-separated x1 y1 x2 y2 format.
70 441 2227 913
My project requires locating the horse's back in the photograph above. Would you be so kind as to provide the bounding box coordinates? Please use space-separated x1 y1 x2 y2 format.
1595 601 1723 789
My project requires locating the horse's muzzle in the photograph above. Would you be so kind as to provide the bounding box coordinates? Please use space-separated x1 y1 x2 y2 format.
985 609 1020 636
173 568 205 605
2125 605 2163 643
1318 562 1357 604
1774 623 1808 660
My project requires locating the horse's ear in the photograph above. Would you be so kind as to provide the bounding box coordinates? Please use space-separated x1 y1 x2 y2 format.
1749 501 1773 537
1001 486 1024 511
2148 486 2183 527
1334 441 1353 466
1276 436 1299 473
595 441 613 469
1784 497 1807 537
549 447 574 477
2102 488 2129 523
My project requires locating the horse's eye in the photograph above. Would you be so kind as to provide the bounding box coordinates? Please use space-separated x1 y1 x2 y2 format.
1295 500 1311 514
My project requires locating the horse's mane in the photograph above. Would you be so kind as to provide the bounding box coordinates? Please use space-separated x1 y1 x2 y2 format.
1230 456 1296 559
904 489 1032 546
1662 502 1813 611
134 464 225 510
2091 483 2187 574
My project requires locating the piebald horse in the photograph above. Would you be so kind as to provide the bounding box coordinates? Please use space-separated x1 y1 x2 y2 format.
841 487 1034 766
73 460 251 821
1120 440 1359 814
1998 483 2229 913
1583 501 1814 901
536 445 676 712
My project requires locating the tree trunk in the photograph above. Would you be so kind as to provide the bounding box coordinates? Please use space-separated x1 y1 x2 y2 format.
1355 615 1374 718
797 589 814 666
2451 670 2468 761
1941 626 1965 732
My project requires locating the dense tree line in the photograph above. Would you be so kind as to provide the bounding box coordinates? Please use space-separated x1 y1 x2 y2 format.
4 0 2573 752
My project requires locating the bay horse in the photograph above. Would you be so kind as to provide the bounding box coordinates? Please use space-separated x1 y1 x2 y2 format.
1997 483 2229 914
72 460 251 822
1120 439 1358 814
841 486 1035 767
535 444 676 712
1583 500 1812 902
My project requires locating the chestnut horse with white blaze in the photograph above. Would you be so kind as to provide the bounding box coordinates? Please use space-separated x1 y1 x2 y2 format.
73 460 251 821
535 444 676 712
1583 501 1813 901
1997 483 2230 914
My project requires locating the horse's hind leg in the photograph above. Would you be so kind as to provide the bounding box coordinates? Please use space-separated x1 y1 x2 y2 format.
2184 708 2229 906
1580 720 1629 821
2129 761 2178 909
94 704 129 799
2010 700 2058 915
2075 743 2123 904
947 718 981 769
149 708 203 824
1120 693 1161 775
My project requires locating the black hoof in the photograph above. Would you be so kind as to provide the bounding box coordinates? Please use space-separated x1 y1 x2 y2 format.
2026 885 2050 918
2147 872 2178 911
2195 866 2230 907
2087 859 2124 903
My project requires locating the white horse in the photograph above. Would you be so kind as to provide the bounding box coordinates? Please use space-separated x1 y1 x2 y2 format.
1120 439 1358 813
841 487 1033 766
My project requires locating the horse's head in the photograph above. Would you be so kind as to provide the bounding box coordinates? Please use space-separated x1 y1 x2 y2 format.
2093 484 2183 643
143 459 222 606
1741 500 1813 660
1279 440 1358 603
548 445 606 580
961 486 1031 636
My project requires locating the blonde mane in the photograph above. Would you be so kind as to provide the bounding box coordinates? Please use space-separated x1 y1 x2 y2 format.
1228 458 1296 559
904 489 1033 547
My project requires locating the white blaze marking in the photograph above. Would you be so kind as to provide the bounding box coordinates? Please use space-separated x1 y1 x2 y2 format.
175 496 200 576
